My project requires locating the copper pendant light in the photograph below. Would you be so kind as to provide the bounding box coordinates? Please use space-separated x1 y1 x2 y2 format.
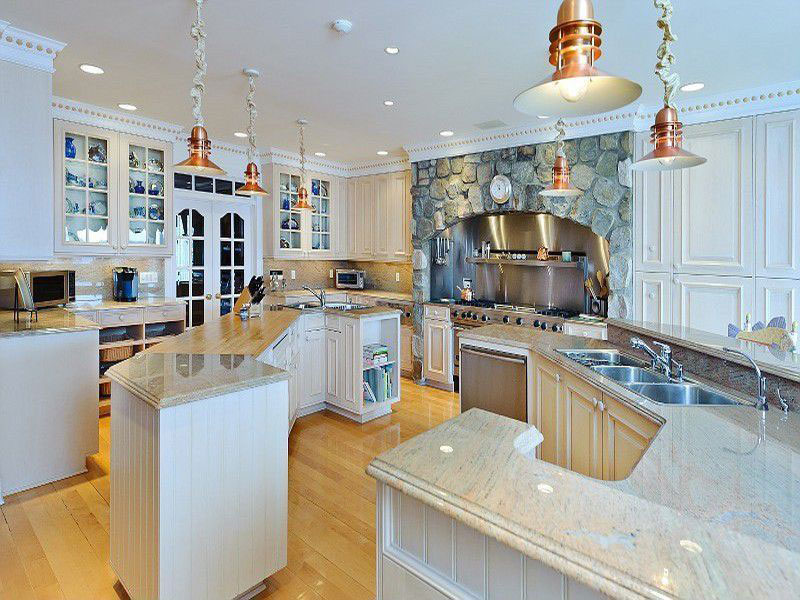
293 119 314 211
236 68 268 196
541 119 582 197
174 0 226 175
632 0 706 171
514 0 641 117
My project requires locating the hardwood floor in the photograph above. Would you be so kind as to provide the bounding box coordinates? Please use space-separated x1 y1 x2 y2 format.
0 378 459 600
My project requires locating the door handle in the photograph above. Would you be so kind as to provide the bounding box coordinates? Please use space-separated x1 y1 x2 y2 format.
205 294 212 300
215 293 221 299
597 400 605 412
592 397 598 407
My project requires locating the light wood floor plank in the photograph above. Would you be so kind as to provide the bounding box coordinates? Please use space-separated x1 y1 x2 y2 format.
0 377 459 599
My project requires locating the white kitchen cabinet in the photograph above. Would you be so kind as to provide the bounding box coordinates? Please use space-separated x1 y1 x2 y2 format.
755 110 800 278
634 132 673 272
755 277 800 326
672 274 754 336
423 313 453 389
355 176 375 259
326 328 343 403
635 272 672 326
401 324 413 377
346 178 357 258
389 170 412 260
54 120 173 256
673 118 754 276
374 173 390 259
301 325 326 410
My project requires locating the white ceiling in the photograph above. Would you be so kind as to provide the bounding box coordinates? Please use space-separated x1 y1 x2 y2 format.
5 0 800 162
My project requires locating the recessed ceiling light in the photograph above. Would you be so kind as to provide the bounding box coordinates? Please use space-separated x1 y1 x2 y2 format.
314 152 326 157
233 131 247 138
80 64 104 75
331 19 353 34
383 100 395 106
377 150 389 156
680 82 705 92
384 46 399 55
439 130 454 137
537 115 550 119
118 104 137 111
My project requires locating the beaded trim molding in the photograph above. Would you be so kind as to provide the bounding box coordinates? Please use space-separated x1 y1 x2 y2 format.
0 22 66 72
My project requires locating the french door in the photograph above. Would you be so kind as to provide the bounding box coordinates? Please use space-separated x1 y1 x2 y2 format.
174 196 254 326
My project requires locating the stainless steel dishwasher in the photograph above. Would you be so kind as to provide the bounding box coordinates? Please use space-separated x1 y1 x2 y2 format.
459 345 527 422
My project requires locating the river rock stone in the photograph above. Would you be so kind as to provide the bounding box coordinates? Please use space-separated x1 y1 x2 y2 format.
535 142 556 166
433 210 445 230
461 163 477 183
618 192 632 222
436 158 450 178
618 157 632 187
511 160 537 184
596 151 619 179
591 208 615 237
572 191 596 225
579 137 599 162
610 225 632 253
600 133 620 150
518 145 535 158
446 180 460 199
467 185 482 212
430 178 446 200
477 162 494 185
464 153 481 164
496 159 512 176
571 163 595 190
609 253 631 289
450 156 464 174
593 177 624 207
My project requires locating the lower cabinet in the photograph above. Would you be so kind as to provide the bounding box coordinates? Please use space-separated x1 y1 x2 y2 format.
634 271 672 326
532 354 661 481
401 324 413 377
423 318 453 388
301 326 326 410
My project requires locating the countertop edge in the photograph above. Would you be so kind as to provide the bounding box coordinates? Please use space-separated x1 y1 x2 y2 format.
366 460 659 600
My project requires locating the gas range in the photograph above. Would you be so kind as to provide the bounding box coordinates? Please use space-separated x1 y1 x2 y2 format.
449 300 578 333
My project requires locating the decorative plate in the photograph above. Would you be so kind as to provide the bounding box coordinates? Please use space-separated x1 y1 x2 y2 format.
490 174 512 204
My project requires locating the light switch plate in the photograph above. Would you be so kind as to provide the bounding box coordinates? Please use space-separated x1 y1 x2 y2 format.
291 270 296 280
140 271 158 284
395 272 400 282
329 269 334 278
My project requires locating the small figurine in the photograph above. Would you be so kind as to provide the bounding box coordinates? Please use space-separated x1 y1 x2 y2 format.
129 151 140 169
536 245 549 261
88 144 106 163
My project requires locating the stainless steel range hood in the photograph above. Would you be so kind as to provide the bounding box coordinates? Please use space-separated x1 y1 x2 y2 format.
430 212 610 313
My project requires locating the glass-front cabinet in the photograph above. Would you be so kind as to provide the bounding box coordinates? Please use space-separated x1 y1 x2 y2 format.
278 173 303 252
54 120 173 255
310 177 331 251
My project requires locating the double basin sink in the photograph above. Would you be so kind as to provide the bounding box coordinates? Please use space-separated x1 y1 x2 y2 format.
558 350 740 406
283 301 368 312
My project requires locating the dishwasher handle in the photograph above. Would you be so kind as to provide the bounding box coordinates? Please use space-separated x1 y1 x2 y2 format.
461 345 527 365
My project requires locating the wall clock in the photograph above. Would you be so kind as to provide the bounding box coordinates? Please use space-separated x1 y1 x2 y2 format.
490 174 512 204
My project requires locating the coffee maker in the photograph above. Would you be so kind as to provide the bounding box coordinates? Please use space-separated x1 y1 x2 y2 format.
112 267 139 302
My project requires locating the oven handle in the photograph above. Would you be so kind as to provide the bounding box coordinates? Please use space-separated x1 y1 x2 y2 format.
460 345 527 365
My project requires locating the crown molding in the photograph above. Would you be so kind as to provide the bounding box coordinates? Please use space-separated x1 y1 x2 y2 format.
261 148 409 178
403 80 800 162
0 23 66 73
52 96 184 142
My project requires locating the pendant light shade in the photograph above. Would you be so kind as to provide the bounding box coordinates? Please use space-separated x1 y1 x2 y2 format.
514 0 641 117
293 119 314 211
236 68 269 196
632 0 706 172
173 0 226 175
541 119 582 198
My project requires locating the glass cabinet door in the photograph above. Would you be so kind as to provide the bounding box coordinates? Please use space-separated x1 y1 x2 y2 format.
175 202 213 327
310 177 331 251
213 204 252 317
278 172 303 250
58 122 116 252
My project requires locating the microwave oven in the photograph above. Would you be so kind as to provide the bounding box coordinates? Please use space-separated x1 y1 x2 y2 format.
335 269 365 289
0 270 76 309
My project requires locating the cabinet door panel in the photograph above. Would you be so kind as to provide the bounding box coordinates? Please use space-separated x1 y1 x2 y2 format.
672 274 754 336
756 110 800 277
423 319 451 384
374 174 389 259
755 277 800 326
533 356 564 466
401 325 413 375
602 394 660 481
563 373 602 479
674 118 754 275
634 272 671 326
634 132 672 271
347 178 357 259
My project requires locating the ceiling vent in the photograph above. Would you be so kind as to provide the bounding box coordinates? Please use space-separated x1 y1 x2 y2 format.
474 119 507 130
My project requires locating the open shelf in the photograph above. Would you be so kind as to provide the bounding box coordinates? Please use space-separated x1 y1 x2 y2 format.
466 256 587 268
364 359 397 370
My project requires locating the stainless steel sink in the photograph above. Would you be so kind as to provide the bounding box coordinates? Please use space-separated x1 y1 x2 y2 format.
558 349 644 368
590 365 669 384
627 383 740 406
283 302 322 310
282 302 367 311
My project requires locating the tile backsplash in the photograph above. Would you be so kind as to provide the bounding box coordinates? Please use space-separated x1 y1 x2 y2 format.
263 259 412 294
0 257 166 301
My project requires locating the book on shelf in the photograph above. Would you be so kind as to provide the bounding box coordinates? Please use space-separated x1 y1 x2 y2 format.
363 343 389 366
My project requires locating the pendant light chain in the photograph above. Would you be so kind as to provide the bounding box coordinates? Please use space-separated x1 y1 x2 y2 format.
246 73 257 163
554 118 567 158
654 0 679 108
190 0 207 127
298 121 307 181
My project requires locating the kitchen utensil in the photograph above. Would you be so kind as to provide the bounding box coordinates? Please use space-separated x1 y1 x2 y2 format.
585 278 598 300
457 286 473 302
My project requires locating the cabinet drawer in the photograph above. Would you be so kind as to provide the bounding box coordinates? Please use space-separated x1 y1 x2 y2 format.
563 322 607 340
325 314 341 332
98 308 144 326
145 304 185 324
74 310 98 324
303 313 325 331
424 304 450 321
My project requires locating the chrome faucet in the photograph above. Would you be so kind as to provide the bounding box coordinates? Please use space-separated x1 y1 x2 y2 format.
302 286 326 308
630 337 683 380
723 348 768 410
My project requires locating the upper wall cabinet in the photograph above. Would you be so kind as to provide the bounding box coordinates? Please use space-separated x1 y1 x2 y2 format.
54 120 173 256
634 133 672 272
672 117 754 276
755 110 800 278
350 171 411 263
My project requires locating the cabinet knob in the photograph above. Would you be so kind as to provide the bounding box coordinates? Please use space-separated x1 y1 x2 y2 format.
556 374 561 383
215 293 221 299
647 245 655 254
647 292 655 300
598 400 606 412
205 294 212 300
592 397 598 407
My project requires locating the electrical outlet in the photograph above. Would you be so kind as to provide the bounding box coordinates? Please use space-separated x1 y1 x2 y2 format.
140 271 158 284
329 269 334 278
395 272 400 282
290 270 296 280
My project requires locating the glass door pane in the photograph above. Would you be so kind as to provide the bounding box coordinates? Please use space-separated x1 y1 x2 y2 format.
175 205 211 327
279 172 302 250
128 143 166 246
214 205 251 318
63 130 110 245
310 177 330 251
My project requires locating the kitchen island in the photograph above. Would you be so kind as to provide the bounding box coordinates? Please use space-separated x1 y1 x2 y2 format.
367 325 800 599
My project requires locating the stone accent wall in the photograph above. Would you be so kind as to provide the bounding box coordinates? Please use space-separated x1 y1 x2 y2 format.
410 132 634 379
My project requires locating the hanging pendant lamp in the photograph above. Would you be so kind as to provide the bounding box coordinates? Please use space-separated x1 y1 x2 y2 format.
541 119 582 197
236 68 268 196
174 0 226 175
631 0 706 171
293 119 314 211
514 0 641 117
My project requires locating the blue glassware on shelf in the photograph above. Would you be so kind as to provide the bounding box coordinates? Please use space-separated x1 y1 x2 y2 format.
311 180 320 195
133 180 145 194
65 137 76 159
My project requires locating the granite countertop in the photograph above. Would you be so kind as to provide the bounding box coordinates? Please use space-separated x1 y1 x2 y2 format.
369 323 800 599
610 318 800 384
0 307 99 338
107 352 289 409
67 298 185 311
267 288 412 303
320 306 401 319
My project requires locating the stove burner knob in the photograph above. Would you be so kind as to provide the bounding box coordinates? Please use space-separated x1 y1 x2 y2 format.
472 314 478 320
533 319 540 328
481 315 488 322
540 322 547 330
465 311 472 318
515 317 523 325
553 324 562 333
502 316 509 324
